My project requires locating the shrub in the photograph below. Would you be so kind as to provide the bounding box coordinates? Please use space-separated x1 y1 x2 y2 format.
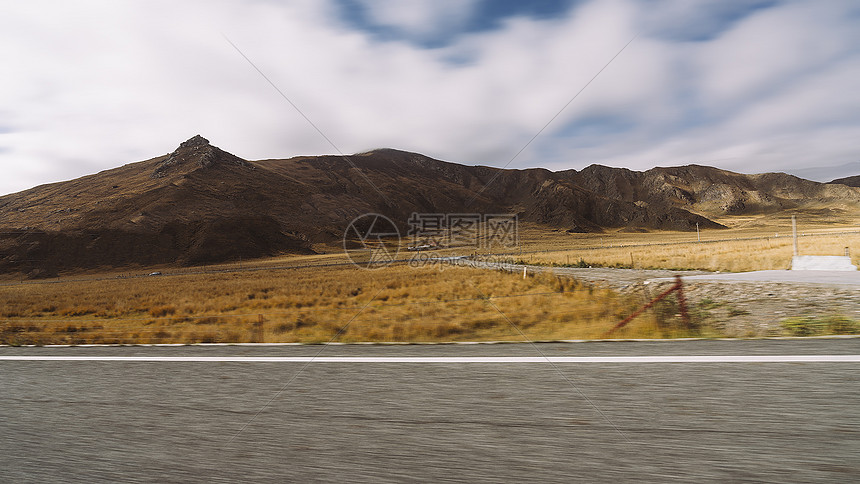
781 316 860 336
59 306 97 317
824 316 860 335
781 317 822 336
727 307 751 317
149 305 177 318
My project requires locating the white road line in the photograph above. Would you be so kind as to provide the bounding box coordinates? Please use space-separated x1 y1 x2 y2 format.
0 355 858 363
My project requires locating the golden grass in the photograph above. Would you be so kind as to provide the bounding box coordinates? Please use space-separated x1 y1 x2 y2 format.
55 214 851 281
527 233 860 272
0 264 702 345
3 213 857 345
333 215 860 273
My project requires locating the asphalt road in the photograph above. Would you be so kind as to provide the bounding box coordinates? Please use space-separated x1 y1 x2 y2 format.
2 339 859 483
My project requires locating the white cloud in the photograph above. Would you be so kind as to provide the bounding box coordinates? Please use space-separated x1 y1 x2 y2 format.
694 1 858 114
1 0 859 195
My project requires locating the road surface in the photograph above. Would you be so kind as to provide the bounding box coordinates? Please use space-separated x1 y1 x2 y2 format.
673 269 860 286
2 339 859 482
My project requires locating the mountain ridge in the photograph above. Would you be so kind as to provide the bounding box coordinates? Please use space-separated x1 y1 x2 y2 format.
2 136 859 276
831 175 860 187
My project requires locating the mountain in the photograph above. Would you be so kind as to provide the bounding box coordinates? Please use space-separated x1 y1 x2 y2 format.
0 136 317 276
2 136 860 277
573 164 860 216
787 161 860 182
831 175 860 187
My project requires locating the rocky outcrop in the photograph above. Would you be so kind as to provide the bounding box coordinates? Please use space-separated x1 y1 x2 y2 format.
152 135 254 178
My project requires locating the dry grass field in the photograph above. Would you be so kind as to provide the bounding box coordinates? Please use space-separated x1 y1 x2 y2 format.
523 232 860 272
483 213 860 272
0 263 708 346
313 211 860 273
2 211 858 345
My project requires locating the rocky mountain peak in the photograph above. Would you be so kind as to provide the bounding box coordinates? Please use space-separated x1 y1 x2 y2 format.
178 135 210 150
151 135 252 178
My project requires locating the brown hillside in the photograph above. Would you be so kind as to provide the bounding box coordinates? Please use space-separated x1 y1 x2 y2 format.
0 136 316 275
2 136 860 276
572 164 860 215
831 175 860 187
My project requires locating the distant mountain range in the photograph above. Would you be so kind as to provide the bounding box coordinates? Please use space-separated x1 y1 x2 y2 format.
2 135 859 277
831 175 860 187
786 161 860 183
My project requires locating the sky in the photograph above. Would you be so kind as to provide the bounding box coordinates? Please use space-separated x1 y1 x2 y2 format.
2 0 860 195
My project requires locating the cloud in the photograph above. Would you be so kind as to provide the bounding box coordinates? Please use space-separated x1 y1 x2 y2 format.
636 0 778 42
533 0 860 175
349 0 481 43
1 0 859 196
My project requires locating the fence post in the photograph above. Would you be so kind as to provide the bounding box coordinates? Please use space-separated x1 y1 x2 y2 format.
604 275 690 337
674 275 689 328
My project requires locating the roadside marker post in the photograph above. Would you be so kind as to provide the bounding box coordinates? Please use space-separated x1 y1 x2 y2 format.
792 215 799 256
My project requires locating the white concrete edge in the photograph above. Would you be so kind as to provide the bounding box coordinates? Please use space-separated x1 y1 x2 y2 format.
647 270 860 285
1 334 859 349
1 355 858 363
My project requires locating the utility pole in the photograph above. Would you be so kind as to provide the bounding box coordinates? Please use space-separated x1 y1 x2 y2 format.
696 222 700 242
792 215 798 256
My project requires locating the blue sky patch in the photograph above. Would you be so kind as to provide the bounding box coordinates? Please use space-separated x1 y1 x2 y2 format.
336 0 579 48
